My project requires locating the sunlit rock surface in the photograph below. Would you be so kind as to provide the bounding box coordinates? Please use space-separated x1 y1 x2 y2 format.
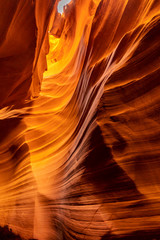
0 0 160 239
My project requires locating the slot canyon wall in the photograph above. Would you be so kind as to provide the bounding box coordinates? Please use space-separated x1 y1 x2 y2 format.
0 0 160 239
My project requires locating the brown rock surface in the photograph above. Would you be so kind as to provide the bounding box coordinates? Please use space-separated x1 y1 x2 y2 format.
0 0 160 239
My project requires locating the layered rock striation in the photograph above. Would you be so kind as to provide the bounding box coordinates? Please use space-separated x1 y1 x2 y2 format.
0 0 160 239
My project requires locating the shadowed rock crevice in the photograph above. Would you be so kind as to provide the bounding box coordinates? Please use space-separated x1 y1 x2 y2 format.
1 0 160 239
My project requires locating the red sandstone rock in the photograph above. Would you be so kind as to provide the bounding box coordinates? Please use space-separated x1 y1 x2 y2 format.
0 0 160 239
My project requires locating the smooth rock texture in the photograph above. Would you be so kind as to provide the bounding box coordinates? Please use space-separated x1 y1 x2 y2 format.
0 0 160 239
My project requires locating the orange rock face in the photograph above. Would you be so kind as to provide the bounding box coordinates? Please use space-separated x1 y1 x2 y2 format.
0 0 160 239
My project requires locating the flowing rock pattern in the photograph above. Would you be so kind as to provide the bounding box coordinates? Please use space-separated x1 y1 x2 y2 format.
0 0 160 239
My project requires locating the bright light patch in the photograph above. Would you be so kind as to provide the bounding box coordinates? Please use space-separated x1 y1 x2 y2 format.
58 0 72 14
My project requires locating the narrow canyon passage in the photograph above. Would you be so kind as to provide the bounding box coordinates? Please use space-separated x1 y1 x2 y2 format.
0 0 160 239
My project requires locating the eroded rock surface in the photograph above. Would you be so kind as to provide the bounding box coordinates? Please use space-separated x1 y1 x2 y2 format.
0 0 160 239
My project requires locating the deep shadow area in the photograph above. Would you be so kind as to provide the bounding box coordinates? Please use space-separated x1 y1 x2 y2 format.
0 226 38 240
0 226 22 240
83 125 143 202
102 229 160 240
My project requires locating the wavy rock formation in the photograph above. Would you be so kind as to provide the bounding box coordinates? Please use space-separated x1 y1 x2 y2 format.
0 0 160 239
